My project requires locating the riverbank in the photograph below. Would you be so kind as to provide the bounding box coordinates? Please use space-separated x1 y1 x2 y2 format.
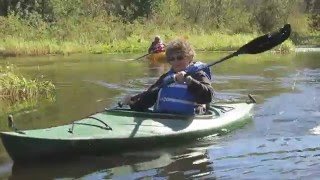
0 34 295 57
0 12 299 58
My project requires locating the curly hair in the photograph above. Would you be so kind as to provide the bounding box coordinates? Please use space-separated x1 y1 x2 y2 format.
165 38 195 61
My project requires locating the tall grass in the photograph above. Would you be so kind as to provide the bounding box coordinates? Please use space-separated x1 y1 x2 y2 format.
0 65 55 101
0 38 86 56
0 13 296 57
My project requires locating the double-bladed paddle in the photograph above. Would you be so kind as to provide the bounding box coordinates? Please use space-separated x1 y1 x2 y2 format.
121 24 291 106
133 53 150 61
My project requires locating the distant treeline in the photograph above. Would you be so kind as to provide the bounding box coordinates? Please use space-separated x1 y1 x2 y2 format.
0 0 318 56
0 0 318 32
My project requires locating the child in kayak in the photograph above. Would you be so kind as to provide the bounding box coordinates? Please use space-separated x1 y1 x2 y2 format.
148 35 166 54
123 38 214 115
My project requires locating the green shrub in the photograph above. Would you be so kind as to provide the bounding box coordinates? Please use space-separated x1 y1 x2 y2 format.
0 65 55 101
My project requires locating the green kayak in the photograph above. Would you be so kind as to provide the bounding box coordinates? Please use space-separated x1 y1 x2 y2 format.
0 96 255 162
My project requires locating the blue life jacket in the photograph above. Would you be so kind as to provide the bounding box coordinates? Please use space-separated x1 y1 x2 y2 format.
154 62 212 115
186 61 211 80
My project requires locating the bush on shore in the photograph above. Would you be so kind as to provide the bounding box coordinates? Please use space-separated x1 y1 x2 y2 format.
0 65 55 101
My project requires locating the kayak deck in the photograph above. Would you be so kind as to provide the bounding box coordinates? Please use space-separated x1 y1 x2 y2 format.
1 103 253 140
0 100 255 162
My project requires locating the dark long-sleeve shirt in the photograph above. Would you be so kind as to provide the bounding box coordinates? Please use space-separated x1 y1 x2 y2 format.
148 42 157 53
130 70 214 112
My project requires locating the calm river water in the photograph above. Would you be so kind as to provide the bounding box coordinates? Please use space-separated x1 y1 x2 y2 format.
0 51 319 179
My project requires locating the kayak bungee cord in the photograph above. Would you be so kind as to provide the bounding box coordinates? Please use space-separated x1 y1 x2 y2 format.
68 116 113 134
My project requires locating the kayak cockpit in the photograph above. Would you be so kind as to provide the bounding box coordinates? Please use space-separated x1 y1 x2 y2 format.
105 104 237 120
105 94 256 120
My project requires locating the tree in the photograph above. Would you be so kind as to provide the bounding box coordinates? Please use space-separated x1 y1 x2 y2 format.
252 0 294 32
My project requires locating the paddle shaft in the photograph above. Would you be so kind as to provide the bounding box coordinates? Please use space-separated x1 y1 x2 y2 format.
185 51 239 77
134 53 149 61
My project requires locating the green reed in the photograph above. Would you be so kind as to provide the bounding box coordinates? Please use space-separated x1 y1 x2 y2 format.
0 65 55 101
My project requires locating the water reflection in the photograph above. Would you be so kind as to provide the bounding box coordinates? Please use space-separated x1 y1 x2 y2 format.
9 153 161 180
84 148 214 179
8 146 215 180
147 61 168 78
157 150 214 179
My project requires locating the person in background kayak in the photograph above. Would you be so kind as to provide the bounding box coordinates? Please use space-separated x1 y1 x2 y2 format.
123 38 214 115
148 35 166 54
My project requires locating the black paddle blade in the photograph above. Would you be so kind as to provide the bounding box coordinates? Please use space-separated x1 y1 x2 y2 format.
237 24 291 55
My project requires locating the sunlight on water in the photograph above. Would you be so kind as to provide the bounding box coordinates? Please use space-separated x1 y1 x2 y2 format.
310 121 320 135
291 71 301 90
209 136 320 179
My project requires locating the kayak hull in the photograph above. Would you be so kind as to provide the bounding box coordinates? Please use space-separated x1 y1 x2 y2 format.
146 52 166 63
1 101 254 162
